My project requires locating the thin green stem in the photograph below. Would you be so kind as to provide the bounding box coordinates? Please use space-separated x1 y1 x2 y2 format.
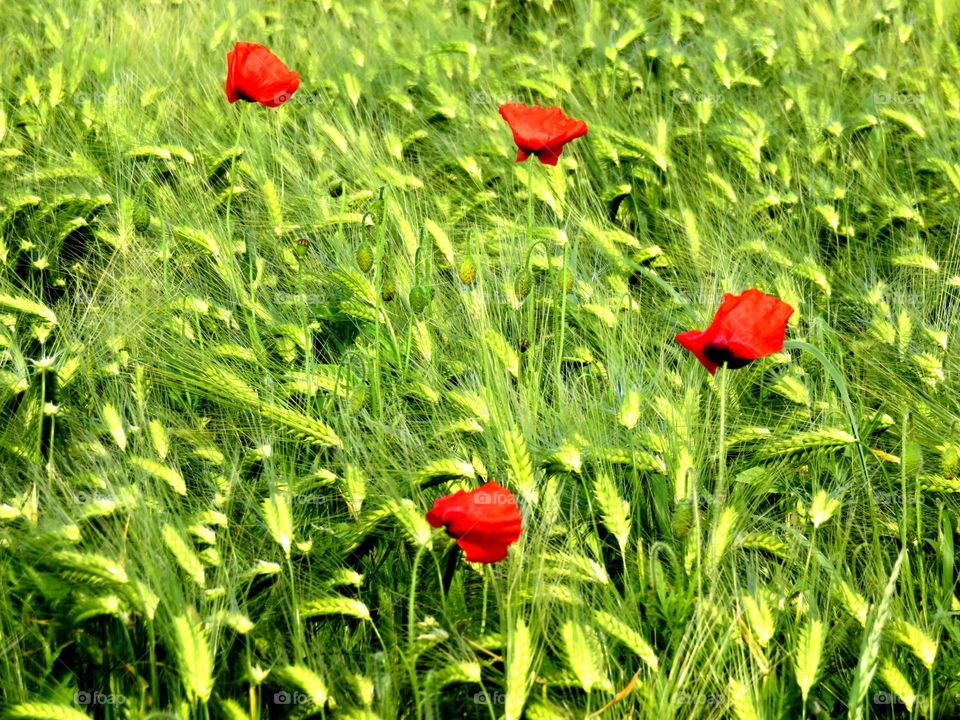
286 553 304 664
45 415 55 478
480 565 489 634
523 239 549 349
900 411 913 602
803 526 816 580
37 366 45 465
407 542 429 720
555 241 569 401
297 262 312 399
371 192 386 420
691 480 703 600
525 164 533 243
408 543 428 653
224 107 244 272
715 364 729 511
523 170 538 350
223 107 264 356
147 619 159 711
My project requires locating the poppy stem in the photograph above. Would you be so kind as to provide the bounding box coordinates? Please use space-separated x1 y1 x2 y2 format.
554 237 574 402
407 541 429 720
523 239 548 353
371 190 386 420
525 164 534 244
441 541 459 595
522 239 549 272
523 169 537 350
715 363 729 511
286 553 304 664
407 542 428 649
223 107 244 266
223 106 265 357
480 567 489 634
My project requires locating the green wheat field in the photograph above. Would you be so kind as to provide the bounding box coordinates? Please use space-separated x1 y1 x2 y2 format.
2 0 960 718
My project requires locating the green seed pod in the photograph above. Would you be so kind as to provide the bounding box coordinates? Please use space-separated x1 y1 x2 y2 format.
514 269 534 300
672 500 692 538
557 268 574 293
356 244 374 273
294 237 311 258
349 386 367 415
132 203 151 233
458 257 477 286
381 277 396 302
408 285 429 314
902 440 923 477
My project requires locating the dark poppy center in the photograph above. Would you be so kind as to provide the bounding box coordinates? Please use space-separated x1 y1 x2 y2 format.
703 343 753 370
235 89 255 103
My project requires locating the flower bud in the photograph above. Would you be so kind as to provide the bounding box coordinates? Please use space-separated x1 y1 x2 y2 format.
672 501 692 538
294 237 310 258
381 277 396 302
514 269 533 300
557 268 574 293
132 203 151 233
408 285 429 314
458 257 477 286
356 244 373 273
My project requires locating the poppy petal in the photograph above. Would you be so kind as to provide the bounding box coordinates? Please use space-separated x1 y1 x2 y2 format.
535 144 564 165
498 103 587 164
456 536 509 563
225 43 247 104
676 289 794 374
225 42 299 108
676 329 720 375
714 290 794 359
423 481 522 564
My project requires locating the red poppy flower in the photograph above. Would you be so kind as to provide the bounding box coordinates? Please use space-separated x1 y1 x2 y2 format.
498 103 588 166
676 289 794 375
225 42 300 108
426 481 522 563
